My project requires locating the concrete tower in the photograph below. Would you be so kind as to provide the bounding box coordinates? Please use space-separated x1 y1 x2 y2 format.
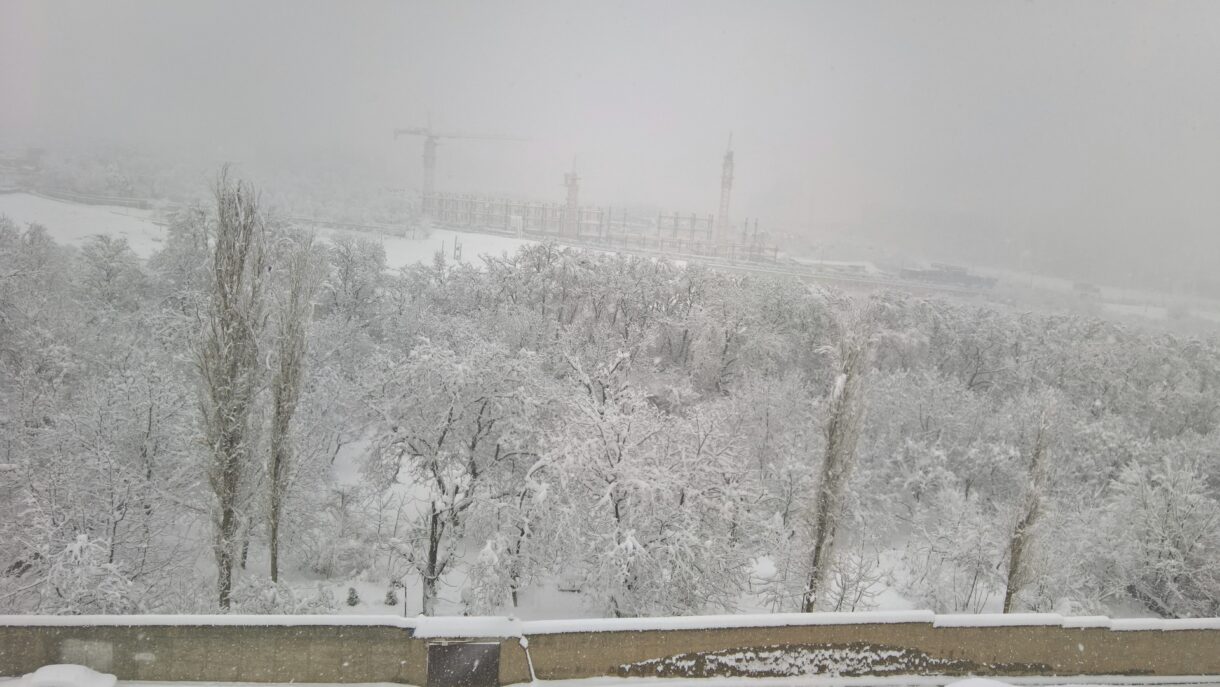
564 160 581 237
716 134 734 243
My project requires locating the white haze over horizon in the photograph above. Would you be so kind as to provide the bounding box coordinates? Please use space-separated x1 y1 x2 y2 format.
3 0 1220 291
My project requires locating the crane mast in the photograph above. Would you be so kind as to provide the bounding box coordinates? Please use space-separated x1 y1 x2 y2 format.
393 125 525 219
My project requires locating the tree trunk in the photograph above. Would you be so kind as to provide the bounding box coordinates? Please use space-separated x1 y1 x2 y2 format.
1003 520 1029 613
240 530 250 570
1003 414 1050 612
269 531 279 582
803 334 868 613
269 430 285 582
268 427 288 582
216 458 239 610
422 505 442 615
268 235 316 583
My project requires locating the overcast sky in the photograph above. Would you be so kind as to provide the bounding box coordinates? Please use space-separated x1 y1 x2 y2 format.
3 0 1219 285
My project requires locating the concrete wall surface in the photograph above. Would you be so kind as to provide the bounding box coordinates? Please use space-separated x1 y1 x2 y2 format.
500 624 1220 684
1 614 1218 685
0 622 424 685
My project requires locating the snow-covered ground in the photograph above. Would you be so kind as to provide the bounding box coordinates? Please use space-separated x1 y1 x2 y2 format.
317 223 534 269
1102 302 1169 321
0 193 534 269
979 264 1220 326
0 193 166 257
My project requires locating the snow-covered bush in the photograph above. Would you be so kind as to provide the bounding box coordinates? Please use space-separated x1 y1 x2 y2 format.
296 486 377 578
1095 456 1220 617
38 535 142 615
230 578 337 614
900 489 1005 613
462 538 514 614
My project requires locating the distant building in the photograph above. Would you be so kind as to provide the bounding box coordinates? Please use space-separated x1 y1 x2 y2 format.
930 262 969 275
900 265 997 289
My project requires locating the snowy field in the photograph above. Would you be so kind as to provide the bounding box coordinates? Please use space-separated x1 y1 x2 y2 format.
0 193 534 269
321 223 534 270
0 193 166 256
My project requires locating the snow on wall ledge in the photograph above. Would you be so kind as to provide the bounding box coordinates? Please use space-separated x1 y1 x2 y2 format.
2 611 1220 635
0 614 419 628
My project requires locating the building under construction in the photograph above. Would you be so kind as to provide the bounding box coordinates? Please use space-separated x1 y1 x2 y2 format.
397 129 777 263
425 192 775 263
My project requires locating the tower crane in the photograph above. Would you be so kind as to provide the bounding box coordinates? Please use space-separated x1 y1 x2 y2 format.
393 124 526 217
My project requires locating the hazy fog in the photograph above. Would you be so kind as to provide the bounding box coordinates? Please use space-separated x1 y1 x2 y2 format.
3 0 1219 289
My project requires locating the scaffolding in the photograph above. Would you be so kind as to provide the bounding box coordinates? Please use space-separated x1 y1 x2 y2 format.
425 191 778 263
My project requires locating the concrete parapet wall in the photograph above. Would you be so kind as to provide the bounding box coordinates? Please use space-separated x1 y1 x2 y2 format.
0 618 424 685
501 624 1220 684
2 613 1219 685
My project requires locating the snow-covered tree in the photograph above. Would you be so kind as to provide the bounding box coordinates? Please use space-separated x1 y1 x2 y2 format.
803 303 873 612
198 169 268 610
542 352 756 616
1097 454 1220 617
369 338 545 614
267 231 324 582
38 535 141 615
